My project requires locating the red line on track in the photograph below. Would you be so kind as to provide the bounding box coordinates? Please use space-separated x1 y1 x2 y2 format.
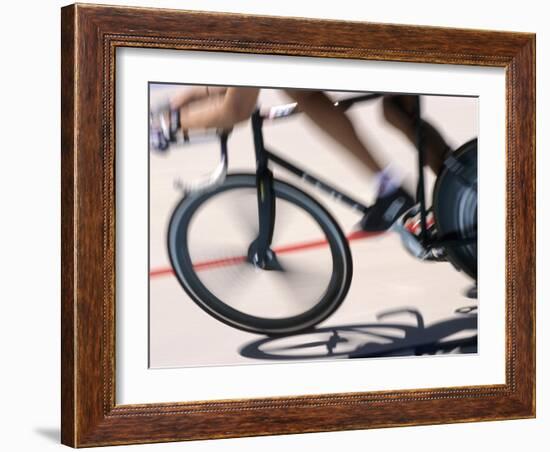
149 230 383 278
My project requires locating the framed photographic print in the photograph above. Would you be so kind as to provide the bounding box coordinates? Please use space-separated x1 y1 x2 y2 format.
61 3 536 447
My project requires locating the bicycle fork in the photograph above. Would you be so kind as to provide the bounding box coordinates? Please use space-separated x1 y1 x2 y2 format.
248 110 282 270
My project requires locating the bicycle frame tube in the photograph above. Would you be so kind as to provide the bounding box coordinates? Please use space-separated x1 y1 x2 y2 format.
265 149 369 214
414 96 429 244
334 93 383 111
251 110 277 267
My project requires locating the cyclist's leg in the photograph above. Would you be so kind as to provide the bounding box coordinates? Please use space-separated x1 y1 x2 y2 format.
169 85 228 110
284 89 414 232
382 95 450 174
283 89 383 174
177 87 260 130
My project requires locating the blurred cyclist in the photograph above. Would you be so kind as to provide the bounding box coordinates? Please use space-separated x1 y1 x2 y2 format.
157 86 450 232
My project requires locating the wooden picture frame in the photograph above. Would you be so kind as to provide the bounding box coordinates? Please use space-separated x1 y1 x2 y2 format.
61 3 535 447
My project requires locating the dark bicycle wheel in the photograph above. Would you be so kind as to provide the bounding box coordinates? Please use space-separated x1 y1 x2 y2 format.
167 174 353 335
433 139 478 280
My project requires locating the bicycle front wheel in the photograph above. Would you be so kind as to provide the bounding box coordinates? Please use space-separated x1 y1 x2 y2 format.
168 174 353 335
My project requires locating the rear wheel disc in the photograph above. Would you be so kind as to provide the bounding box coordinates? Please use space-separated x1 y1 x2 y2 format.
433 139 477 279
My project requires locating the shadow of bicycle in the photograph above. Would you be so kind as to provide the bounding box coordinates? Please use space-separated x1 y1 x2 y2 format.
239 307 477 361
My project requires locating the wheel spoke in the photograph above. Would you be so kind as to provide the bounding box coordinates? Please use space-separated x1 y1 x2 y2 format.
197 261 256 303
270 198 301 245
217 190 259 244
271 256 333 307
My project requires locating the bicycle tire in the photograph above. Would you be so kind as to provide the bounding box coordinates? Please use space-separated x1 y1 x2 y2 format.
433 139 478 280
167 174 353 335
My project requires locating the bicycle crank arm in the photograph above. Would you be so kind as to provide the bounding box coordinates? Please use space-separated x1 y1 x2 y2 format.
391 220 430 260
390 205 445 261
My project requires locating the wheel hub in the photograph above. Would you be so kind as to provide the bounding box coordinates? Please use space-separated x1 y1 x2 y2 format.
247 241 283 271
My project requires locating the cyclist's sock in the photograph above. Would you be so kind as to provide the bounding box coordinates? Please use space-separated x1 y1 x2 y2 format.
374 165 401 198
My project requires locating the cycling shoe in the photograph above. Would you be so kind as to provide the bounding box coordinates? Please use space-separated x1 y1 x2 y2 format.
359 187 414 232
